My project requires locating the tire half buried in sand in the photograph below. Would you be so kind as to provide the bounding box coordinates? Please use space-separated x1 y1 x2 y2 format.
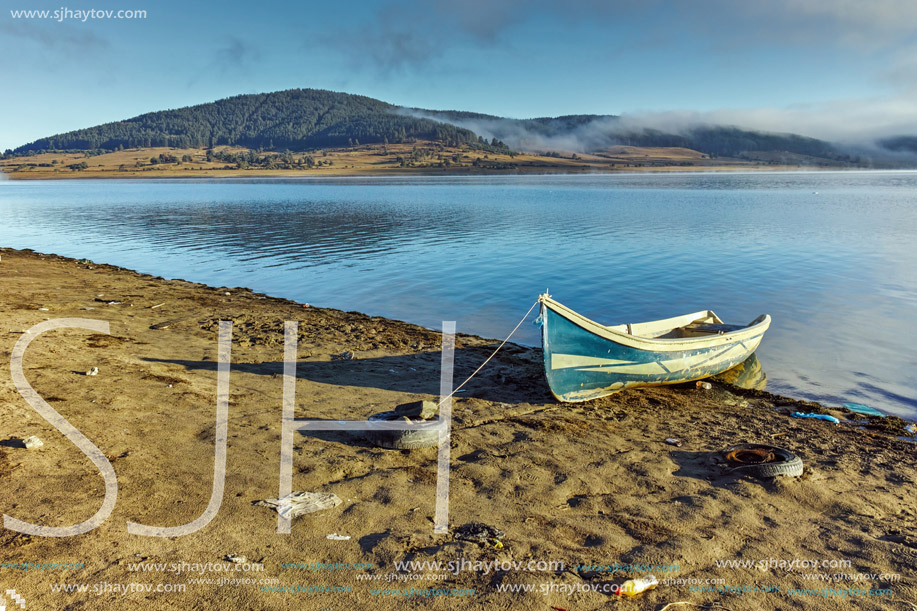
364 410 441 450
723 444 804 478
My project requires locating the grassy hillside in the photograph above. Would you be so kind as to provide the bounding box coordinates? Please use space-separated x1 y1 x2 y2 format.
0 141 830 180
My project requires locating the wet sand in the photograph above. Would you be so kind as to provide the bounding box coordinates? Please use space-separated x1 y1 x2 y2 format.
0 247 914 610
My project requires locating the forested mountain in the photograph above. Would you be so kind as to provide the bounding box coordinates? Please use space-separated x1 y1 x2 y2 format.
878 136 917 155
418 109 840 158
620 125 844 158
10 88 851 161
12 89 510 154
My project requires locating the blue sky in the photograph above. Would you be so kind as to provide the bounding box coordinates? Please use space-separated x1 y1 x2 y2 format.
2 0 917 150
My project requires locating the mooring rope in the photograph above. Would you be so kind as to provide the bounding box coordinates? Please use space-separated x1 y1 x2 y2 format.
438 299 541 406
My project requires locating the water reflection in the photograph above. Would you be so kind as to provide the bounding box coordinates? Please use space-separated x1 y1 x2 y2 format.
712 353 767 391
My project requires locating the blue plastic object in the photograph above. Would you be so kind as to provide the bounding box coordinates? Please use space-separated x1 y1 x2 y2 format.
792 412 840 424
842 402 885 417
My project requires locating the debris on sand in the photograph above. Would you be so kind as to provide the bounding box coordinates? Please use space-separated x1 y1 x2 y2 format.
453 522 505 546
364 410 441 449
23 436 44 449
842 402 885 418
253 491 342 519
792 411 840 424
722 444 804 479
394 400 438 420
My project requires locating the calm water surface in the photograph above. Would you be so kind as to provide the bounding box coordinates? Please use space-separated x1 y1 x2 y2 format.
0 172 914 418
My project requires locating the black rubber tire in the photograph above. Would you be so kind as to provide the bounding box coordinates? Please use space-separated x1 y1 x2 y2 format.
364 411 442 450
723 444 804 478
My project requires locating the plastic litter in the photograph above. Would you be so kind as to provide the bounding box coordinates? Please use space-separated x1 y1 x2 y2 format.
616 574 658 596
326 533 350 540
253 491 342 519
792 412 840 424
696 381 712 390
842 402 885 418
23 435 44 449
665 438 682 447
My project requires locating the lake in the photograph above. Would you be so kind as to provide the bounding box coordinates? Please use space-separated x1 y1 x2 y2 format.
1 172 914 419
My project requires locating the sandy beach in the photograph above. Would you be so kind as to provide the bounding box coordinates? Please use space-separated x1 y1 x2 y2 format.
0 247 914 610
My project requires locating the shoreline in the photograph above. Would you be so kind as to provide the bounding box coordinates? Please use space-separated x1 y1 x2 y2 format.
0 247 914 610
0 164 855 180
2 247 911 429
0 142 868 180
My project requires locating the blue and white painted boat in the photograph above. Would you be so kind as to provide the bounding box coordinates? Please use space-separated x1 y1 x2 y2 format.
538 294 771 402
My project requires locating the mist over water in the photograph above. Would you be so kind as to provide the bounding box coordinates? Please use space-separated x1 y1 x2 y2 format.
1 172 915 418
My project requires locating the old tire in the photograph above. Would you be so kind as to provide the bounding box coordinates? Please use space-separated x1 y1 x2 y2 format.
723 444 803 478
364 411 441 450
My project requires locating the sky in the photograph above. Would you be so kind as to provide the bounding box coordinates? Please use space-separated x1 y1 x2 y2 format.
2 0 917 150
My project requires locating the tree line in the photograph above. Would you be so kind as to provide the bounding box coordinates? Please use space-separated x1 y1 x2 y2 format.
11 89 513 155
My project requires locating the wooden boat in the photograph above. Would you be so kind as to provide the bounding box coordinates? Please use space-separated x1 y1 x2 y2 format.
538 294 771 402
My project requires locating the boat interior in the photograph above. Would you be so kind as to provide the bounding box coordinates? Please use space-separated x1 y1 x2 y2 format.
651 321 749 339
606 311 765 339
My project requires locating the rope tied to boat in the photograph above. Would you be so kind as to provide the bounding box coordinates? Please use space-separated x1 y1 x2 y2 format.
437 299 540 407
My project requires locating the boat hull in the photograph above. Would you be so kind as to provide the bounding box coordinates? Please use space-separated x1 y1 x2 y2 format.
540 297 769 402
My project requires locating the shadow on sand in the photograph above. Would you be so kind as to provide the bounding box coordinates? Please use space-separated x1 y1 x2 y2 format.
142 347 551 406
